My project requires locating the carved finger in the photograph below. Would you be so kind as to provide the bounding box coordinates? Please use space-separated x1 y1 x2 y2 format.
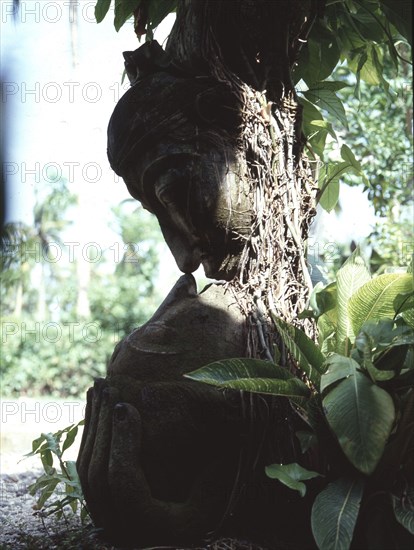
108 403 212 547
77 378 106 501
87 383 120 527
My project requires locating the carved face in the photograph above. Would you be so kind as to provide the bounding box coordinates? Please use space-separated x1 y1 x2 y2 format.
108 67 252 280
108 274 245 381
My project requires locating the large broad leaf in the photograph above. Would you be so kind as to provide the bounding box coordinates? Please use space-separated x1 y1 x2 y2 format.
185 358 310 406
213 378 311 407
266 463 321 498
336 249 371 356
349 273 414 336
186 358 293 383
311 477 365 550
323 372 395 475
320 355 358 393
271 315 326 384
392 483 414 534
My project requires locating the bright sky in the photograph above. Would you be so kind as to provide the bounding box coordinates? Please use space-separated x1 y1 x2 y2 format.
1 1 183 290
1 0 377 284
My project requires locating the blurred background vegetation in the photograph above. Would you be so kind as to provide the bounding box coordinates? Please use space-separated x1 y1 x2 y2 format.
1 180 163 397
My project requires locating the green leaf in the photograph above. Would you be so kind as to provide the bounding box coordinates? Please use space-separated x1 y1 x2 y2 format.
81 505 90 522
214 377 311 406
299 97 326 158
186 357 293 383
340 144 362 173
266 463 321 497
354 319 413 376
65 460 81 485
303 87 348 129
186 358 311 405
394 291 414 316
41 450 53 470
148 0 176 30
336 248 371 355
323 372 395 475
318 162 346 212
114 0 139 32
43 432 62 458
380 0 412 45
62 426 78 454
95 0 112 23
311 477 365 550
294 20 341 85
313 282 337 318
30 434 47 455
271 315 326 383
35 479 60 509
308 81 350 93
28 473 58 495
349 274 414 336
354 331 396 381
391 484 414 534
313 283 338 352
318 313 337 354
320 354 358 393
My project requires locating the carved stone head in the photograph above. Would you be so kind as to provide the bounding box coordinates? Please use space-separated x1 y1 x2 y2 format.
108 42 252 280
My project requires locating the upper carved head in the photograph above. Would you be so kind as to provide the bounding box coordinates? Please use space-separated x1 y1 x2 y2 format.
108 42 252 280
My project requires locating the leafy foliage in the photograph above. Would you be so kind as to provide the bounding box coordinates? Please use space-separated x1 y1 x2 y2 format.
25 422 88 522
187 249 414 549
1 189 161 398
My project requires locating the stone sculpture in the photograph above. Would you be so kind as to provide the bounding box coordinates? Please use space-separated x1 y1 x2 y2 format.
78 0 321 546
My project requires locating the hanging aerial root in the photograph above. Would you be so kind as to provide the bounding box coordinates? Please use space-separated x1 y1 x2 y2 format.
225 87 317 363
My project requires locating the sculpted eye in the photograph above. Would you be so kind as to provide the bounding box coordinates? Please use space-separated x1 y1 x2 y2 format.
155 175 178 206
155 169 186 209
127 322 181 354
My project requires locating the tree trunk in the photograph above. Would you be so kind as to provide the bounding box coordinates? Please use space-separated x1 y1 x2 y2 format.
166 0 318 357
